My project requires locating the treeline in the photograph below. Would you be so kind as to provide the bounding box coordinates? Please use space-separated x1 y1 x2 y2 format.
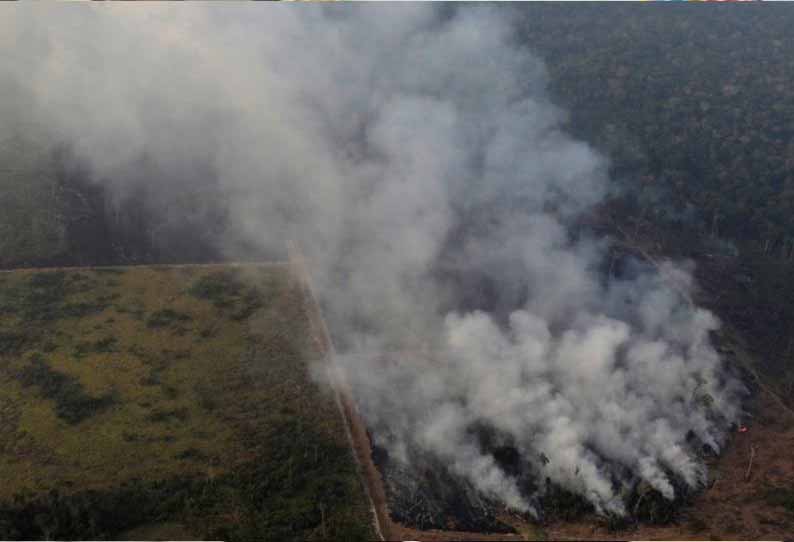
512 4 794 398
0 142 243 269
5 7 794 268
0 423 373 541
514 4 794 256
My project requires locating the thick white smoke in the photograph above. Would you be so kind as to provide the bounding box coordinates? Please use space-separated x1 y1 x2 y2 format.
2 4 745 517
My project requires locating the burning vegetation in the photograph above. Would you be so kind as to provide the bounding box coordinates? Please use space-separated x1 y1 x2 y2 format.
4 3 794 541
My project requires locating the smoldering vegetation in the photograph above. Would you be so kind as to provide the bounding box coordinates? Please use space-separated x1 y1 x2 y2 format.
1 3 747 526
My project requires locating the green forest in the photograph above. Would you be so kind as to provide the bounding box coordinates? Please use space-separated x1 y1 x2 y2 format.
513 4 794 401
516 6 794 252
2 6 794 539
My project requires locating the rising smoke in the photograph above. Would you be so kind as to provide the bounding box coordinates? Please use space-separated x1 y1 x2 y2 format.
2 3 745 517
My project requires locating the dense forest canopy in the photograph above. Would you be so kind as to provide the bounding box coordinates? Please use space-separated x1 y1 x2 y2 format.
3 6 794 267
515 5 794 256
1 6 794 538
2 5 794 385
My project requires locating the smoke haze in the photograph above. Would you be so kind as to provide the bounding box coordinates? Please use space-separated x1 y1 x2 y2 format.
1 3 745 517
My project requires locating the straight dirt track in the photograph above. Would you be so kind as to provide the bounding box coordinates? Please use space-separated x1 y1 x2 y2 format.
9 256 789 541
286 242 530 542
284 242 794 542
287 241 389 541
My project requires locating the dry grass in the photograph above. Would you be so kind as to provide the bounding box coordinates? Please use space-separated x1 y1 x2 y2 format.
0 265 373 541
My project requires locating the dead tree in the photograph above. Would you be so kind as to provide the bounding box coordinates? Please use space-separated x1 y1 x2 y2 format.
744 444 756 481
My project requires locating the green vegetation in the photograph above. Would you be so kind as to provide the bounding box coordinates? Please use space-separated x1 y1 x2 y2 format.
2 8 793 400
189 271 245 304
73 337 118 358
515 5 794 250
0 332 29 356
188 270 267 320
512 5 794 405
0 271 109 324
15 354 116 425
0 265 374 541
0 271 67 321
0 129 67 268
93 268 126 275
3 8 792 537
145 309 192 329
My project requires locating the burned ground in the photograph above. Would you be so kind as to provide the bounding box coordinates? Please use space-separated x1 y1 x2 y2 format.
373 441 516 533
345 212 794 541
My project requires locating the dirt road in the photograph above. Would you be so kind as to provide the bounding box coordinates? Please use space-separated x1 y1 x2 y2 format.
14 254 789 541
288 241 389 541
287 242 532 542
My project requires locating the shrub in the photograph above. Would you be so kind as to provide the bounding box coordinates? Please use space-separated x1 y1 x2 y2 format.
146 309 192 329
62 301 109 318
0 332 29 355
230 290 264 321
15 357 115 424
73 337 118 358
188 272 265 319
188 272 244 305
146 408 189 423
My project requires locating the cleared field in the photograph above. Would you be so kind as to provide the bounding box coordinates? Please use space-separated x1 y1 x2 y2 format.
0 265 374 541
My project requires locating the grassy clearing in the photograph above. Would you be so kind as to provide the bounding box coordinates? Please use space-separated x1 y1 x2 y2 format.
0 264 373 541
188 270 268 321
15 353 117 425
145 309 192 329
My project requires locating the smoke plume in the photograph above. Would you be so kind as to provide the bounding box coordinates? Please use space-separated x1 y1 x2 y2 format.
2 3 745 517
